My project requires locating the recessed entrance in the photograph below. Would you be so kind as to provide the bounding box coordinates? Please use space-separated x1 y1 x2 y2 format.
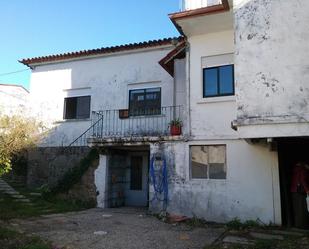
107 146 149 208
277 138 309 229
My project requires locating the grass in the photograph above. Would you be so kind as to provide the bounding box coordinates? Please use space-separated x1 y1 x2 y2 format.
205 237 309 249
0 226 52 249
0 192 90 220
226 218 262 231
203 217 309 249
0 180 93 220
0 180 94 248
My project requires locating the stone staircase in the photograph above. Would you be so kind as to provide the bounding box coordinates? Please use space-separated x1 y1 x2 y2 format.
0 178 30 203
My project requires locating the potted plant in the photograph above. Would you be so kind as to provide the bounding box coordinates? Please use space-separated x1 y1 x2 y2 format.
169 118 183 136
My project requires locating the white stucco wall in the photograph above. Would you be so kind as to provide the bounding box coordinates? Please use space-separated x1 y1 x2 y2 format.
95 155 109 208
165 14 282 224
183 0 222 10
29 46 175 146
234 0 309 138
0 84 29 116
188 31 237 139
150 139 281 224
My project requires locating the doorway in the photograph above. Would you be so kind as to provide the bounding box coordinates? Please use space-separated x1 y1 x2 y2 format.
107 147 149 208
125 152 149 207
277 137 309 227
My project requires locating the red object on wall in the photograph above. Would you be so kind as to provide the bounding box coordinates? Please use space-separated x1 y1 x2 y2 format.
170 125 182 136
290 164 309 193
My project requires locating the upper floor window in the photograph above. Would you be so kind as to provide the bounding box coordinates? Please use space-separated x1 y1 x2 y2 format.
129 88 161 116
64 96 91 119
203 65 234 98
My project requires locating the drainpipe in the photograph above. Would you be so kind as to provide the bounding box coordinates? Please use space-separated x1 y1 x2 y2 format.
185 42 191 137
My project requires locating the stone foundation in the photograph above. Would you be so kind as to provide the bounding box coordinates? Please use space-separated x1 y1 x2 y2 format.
27 146 90 188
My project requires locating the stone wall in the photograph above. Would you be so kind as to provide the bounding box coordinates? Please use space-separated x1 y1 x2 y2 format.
27 146 90 188
64 155 99 204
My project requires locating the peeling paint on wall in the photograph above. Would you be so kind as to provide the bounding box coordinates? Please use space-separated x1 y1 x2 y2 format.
235 0 309 133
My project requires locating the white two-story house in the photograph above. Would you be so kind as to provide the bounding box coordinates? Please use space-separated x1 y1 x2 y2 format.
20 0 309 226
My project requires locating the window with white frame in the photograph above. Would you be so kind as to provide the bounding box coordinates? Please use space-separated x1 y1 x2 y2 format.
203 65 234 97
190 145 227 179
202 54 234 98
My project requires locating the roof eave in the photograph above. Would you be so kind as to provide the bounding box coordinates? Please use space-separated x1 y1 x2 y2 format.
169 0 230 36
159 41 187 77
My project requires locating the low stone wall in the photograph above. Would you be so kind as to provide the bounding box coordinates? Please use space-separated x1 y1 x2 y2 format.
27 146 90 188
63 155 99 204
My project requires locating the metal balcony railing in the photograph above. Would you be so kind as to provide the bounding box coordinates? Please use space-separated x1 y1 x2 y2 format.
91 106 183 139
68 106 184 147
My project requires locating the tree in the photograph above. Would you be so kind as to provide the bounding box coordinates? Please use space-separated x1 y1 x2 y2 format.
0 115 44 176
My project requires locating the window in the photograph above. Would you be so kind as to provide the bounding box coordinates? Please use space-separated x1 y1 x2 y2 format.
63 96 91 119
190 145 226 179
129 88 161 116
203 65 234 97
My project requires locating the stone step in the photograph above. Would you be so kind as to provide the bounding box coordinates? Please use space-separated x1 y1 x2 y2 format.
223 236 254 245
270 230 304 237
0 178 29 203
11 195 26 199
0 188 14 191
250 232 284 240
14 198 30 203
3 192 19 195
3 190 18 194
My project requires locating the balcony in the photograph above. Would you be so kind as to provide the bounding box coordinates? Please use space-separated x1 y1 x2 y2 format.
69 106 184 147
181 0 222 11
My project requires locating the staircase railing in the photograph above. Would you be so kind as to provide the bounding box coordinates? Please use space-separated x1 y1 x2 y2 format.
68 111 104 147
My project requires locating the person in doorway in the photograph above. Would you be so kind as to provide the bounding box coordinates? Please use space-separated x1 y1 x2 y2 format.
290 161 309 229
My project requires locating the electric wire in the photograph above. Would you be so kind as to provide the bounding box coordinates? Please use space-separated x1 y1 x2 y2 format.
0 68 30 78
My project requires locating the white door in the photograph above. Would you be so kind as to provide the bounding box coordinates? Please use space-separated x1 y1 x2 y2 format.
125 153 148 206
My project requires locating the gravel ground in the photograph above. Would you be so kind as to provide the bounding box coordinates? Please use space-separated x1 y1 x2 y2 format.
10 207 224 249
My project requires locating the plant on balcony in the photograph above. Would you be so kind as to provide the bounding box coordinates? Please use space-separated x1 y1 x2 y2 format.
169 118 182 136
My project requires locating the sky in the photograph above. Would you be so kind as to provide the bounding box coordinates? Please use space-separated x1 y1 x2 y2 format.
0 0 181 89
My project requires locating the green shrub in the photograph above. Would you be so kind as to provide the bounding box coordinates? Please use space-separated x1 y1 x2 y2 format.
254 239 276 249
226 218 262 230
226 217 243 230
243 220 261 228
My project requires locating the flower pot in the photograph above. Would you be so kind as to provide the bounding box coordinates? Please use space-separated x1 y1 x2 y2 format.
170 125 182 136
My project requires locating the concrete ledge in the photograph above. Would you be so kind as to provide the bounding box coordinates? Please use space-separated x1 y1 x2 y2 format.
88 135 185 147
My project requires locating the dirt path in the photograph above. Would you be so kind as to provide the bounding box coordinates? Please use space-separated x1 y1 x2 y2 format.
10 208 224 249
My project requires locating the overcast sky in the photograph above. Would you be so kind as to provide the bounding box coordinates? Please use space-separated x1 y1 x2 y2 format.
0 0 180 89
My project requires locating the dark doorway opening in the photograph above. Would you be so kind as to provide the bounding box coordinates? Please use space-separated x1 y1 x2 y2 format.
277 137 309 228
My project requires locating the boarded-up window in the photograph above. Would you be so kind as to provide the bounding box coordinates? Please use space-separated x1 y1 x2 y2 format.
64 96 91 119
130 156 143 190
190 145 226 179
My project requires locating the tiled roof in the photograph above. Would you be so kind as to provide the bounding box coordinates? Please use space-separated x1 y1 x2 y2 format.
20 37 185 67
